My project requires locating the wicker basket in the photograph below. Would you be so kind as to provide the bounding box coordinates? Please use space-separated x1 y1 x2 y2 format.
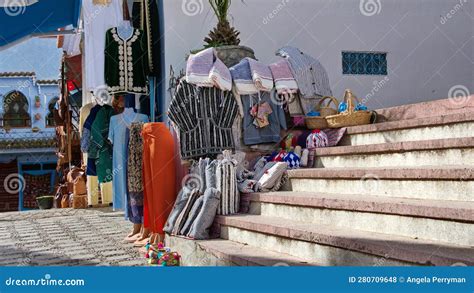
316 96 339 117
326 90 372 128
305 116 328 130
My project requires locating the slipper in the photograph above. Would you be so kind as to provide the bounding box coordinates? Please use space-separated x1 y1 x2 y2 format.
123 233 140 243
133 237 150 247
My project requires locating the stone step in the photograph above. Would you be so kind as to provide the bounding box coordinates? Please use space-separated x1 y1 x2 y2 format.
340 112 474 146
374 96 474 122
216 215 474 266
243 192 474 246
314 137 474 168
288 166 473 202
165 235 316 266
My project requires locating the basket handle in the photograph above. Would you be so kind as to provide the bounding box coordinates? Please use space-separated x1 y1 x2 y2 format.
317 96 340 110
343 90 360 114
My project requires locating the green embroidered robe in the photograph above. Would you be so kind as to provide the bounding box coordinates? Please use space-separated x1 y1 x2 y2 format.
104 27 149 95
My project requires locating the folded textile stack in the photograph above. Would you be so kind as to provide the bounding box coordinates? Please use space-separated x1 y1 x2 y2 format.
164 153 241 240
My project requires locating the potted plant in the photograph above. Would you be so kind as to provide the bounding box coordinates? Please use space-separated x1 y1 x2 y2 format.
36 195 54 210
34 96 41 108
204 0 255 67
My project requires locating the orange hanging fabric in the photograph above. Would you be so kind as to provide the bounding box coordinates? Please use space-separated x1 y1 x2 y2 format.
142 123 177 234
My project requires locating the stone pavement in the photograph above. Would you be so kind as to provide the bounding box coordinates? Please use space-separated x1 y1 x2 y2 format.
0 208 146 266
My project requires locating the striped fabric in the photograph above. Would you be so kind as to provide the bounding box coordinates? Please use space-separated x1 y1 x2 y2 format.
168 79 239 160
276 46 332 99
216 151 239 215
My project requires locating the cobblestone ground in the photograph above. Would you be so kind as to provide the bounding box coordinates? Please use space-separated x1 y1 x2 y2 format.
0 208 146 266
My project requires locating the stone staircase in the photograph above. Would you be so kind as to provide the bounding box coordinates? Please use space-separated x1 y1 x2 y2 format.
167 97 474 266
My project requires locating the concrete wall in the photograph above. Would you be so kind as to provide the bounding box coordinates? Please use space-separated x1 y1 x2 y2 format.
162 0 473 110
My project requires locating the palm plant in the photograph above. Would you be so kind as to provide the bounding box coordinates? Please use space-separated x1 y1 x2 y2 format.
204 0 241 48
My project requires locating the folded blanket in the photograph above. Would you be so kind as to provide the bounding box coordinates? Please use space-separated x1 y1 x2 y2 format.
247 58 274 92
186 48 232 91
269 59 298 95
186 48 214 87
209 57 232 91
230 58 258 95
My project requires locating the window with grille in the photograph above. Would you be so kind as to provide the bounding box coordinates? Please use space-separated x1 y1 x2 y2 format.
342 51 387 75
46 97 59 127
3 91 31 128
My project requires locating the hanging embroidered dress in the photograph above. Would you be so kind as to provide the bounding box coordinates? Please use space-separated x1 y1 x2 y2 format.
104 27 149 95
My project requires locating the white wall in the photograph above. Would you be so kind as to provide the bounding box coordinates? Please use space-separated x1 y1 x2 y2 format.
162 0 473 110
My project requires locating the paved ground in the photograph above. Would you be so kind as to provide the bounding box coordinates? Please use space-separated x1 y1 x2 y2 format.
0 208 145 266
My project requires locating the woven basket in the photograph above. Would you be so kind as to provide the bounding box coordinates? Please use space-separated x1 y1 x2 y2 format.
305 116 328 130
326 90 372 128
316 96 339 117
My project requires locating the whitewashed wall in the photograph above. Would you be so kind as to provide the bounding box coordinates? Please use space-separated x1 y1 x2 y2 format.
162 0 473 110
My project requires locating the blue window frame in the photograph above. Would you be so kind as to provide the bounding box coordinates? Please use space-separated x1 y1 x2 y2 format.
342 51 387 75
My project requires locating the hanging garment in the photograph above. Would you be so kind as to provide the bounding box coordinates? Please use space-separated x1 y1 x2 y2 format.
79 103 94 135
276 46 332 114
130 0 161 77
128 192 144 224
82 0 125 93
89 105 116 183
276 46 332 99
142 123 177 234
82 105 102 156
108 110 149 212
100 181 113 205
87 175 100 206
104 27 149 95
168 79 239 159
241 92 287 145
127 121 146 224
